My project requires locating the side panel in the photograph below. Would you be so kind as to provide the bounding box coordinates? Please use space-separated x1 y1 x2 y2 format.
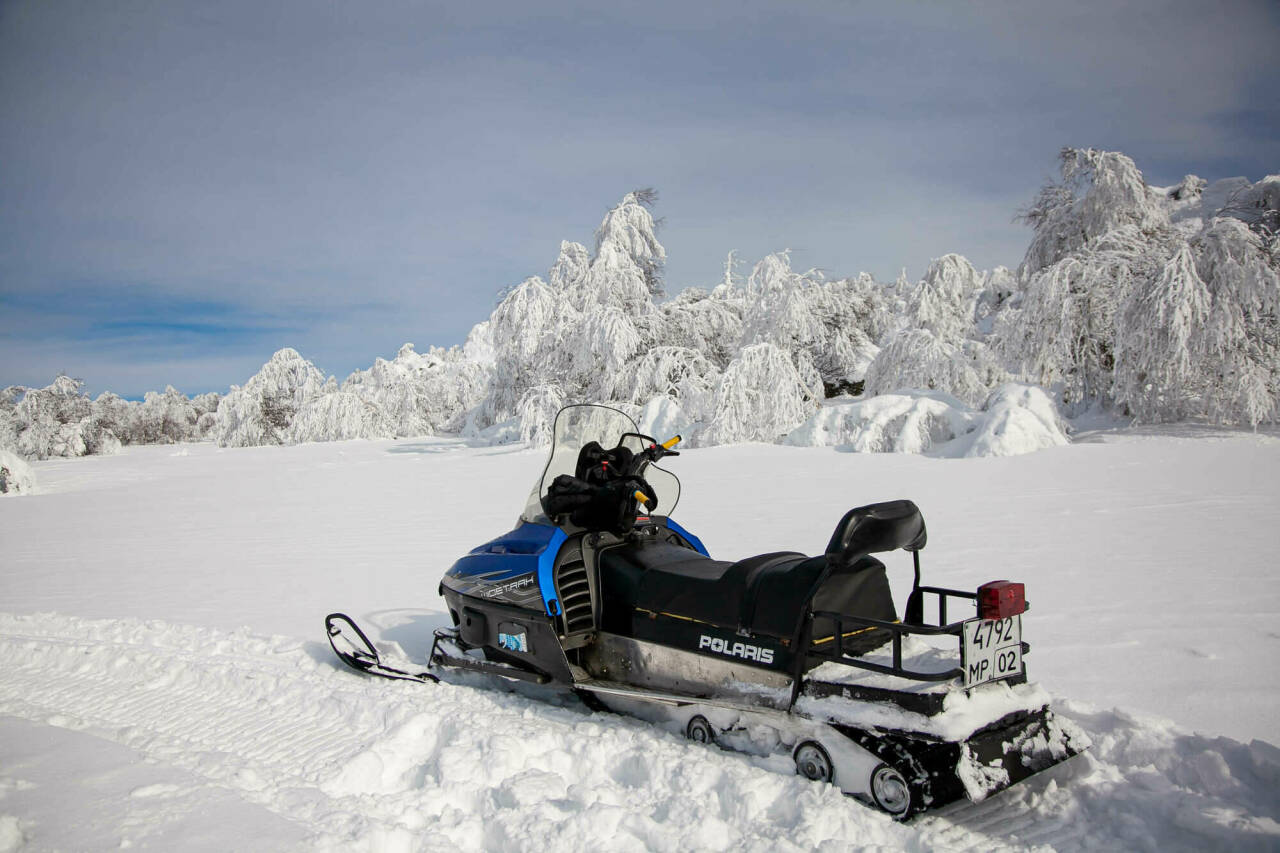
582 632 792 706
629 614 796 675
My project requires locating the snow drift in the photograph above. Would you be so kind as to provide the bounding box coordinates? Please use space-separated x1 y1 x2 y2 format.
784 384 1069 457
0 449 35 495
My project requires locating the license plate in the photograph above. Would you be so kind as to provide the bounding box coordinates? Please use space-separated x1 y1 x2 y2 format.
962 615 1023 687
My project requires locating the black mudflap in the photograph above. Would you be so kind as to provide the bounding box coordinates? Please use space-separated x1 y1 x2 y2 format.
959 707 1089 800
833 707 1087 818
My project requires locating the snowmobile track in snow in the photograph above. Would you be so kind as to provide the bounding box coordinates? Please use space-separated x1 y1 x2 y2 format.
2 612 1278 853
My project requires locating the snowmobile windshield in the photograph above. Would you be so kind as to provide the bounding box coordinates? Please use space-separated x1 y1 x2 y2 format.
521 403 682 524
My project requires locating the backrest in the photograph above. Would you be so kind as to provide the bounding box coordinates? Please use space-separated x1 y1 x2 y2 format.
826 500 926 567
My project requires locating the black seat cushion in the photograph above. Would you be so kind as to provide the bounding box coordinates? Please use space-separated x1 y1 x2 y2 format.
598 539 808 634
598 538 899 642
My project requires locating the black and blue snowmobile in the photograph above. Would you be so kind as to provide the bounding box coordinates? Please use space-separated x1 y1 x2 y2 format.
326 403 1084 818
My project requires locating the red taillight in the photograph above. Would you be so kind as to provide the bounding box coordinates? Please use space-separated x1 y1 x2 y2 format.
977 580 1026 619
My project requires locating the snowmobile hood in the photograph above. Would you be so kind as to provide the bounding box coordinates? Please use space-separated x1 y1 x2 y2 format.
443 522 568 617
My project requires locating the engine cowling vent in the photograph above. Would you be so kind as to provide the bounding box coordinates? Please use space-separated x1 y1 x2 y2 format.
555 554 594 635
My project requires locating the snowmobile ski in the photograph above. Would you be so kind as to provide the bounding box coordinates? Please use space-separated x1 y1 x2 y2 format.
325 612 438 684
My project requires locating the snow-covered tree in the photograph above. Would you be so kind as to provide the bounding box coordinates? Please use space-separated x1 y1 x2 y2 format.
606 346 719 414
1000 222 1176 411
340 343 487 437
516 384 567 447
1193 217 1280 425
1002 150 1278 424
702 343 817 444
657 287 744 369
904 254 984 342
589 188 665 312
11 375 122 459
737 252 887 396
131 386 201 444
1019 147 1169 276
288 389 394 443
214 349 329 447
864 329 1002 407
1113 242 1212 421
0 448 35 495
864 253 1005 406
0 386 23 454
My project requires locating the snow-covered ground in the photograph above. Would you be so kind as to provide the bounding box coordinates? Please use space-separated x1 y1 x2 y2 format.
2 432 1279 851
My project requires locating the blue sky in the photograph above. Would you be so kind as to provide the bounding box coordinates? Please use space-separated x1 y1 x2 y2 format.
2 0 1277 397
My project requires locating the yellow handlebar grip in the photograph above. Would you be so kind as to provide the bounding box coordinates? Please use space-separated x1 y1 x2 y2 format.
661 435 682 449
633 490 650 506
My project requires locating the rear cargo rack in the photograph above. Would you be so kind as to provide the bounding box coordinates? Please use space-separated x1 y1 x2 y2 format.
805 584 978 683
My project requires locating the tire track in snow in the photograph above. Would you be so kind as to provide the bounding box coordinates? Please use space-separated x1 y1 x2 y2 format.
0 613 925 852
0 615 385 846
1 612 1277 853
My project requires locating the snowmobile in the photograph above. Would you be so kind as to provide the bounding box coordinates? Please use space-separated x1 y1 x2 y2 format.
326 403 1085 818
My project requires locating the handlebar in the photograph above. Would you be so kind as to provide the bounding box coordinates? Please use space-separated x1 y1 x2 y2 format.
619 432 682 469
649 434 681 460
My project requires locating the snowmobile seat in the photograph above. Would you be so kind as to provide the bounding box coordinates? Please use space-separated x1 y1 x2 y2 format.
597 540 896 640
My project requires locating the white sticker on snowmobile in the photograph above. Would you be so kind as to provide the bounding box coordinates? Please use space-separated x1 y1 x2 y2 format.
962 615 1022 688
482 576 534 599
498 631 529 653
699 634 775 665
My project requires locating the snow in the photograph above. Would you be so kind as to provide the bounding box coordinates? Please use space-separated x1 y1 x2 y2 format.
784 385 1068 457
0 450 35 495
1 427 1279 850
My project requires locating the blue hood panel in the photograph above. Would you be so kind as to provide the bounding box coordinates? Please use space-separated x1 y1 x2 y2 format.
445 522 568 616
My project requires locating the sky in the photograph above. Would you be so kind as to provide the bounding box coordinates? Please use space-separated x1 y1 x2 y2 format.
2 0 1277 398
